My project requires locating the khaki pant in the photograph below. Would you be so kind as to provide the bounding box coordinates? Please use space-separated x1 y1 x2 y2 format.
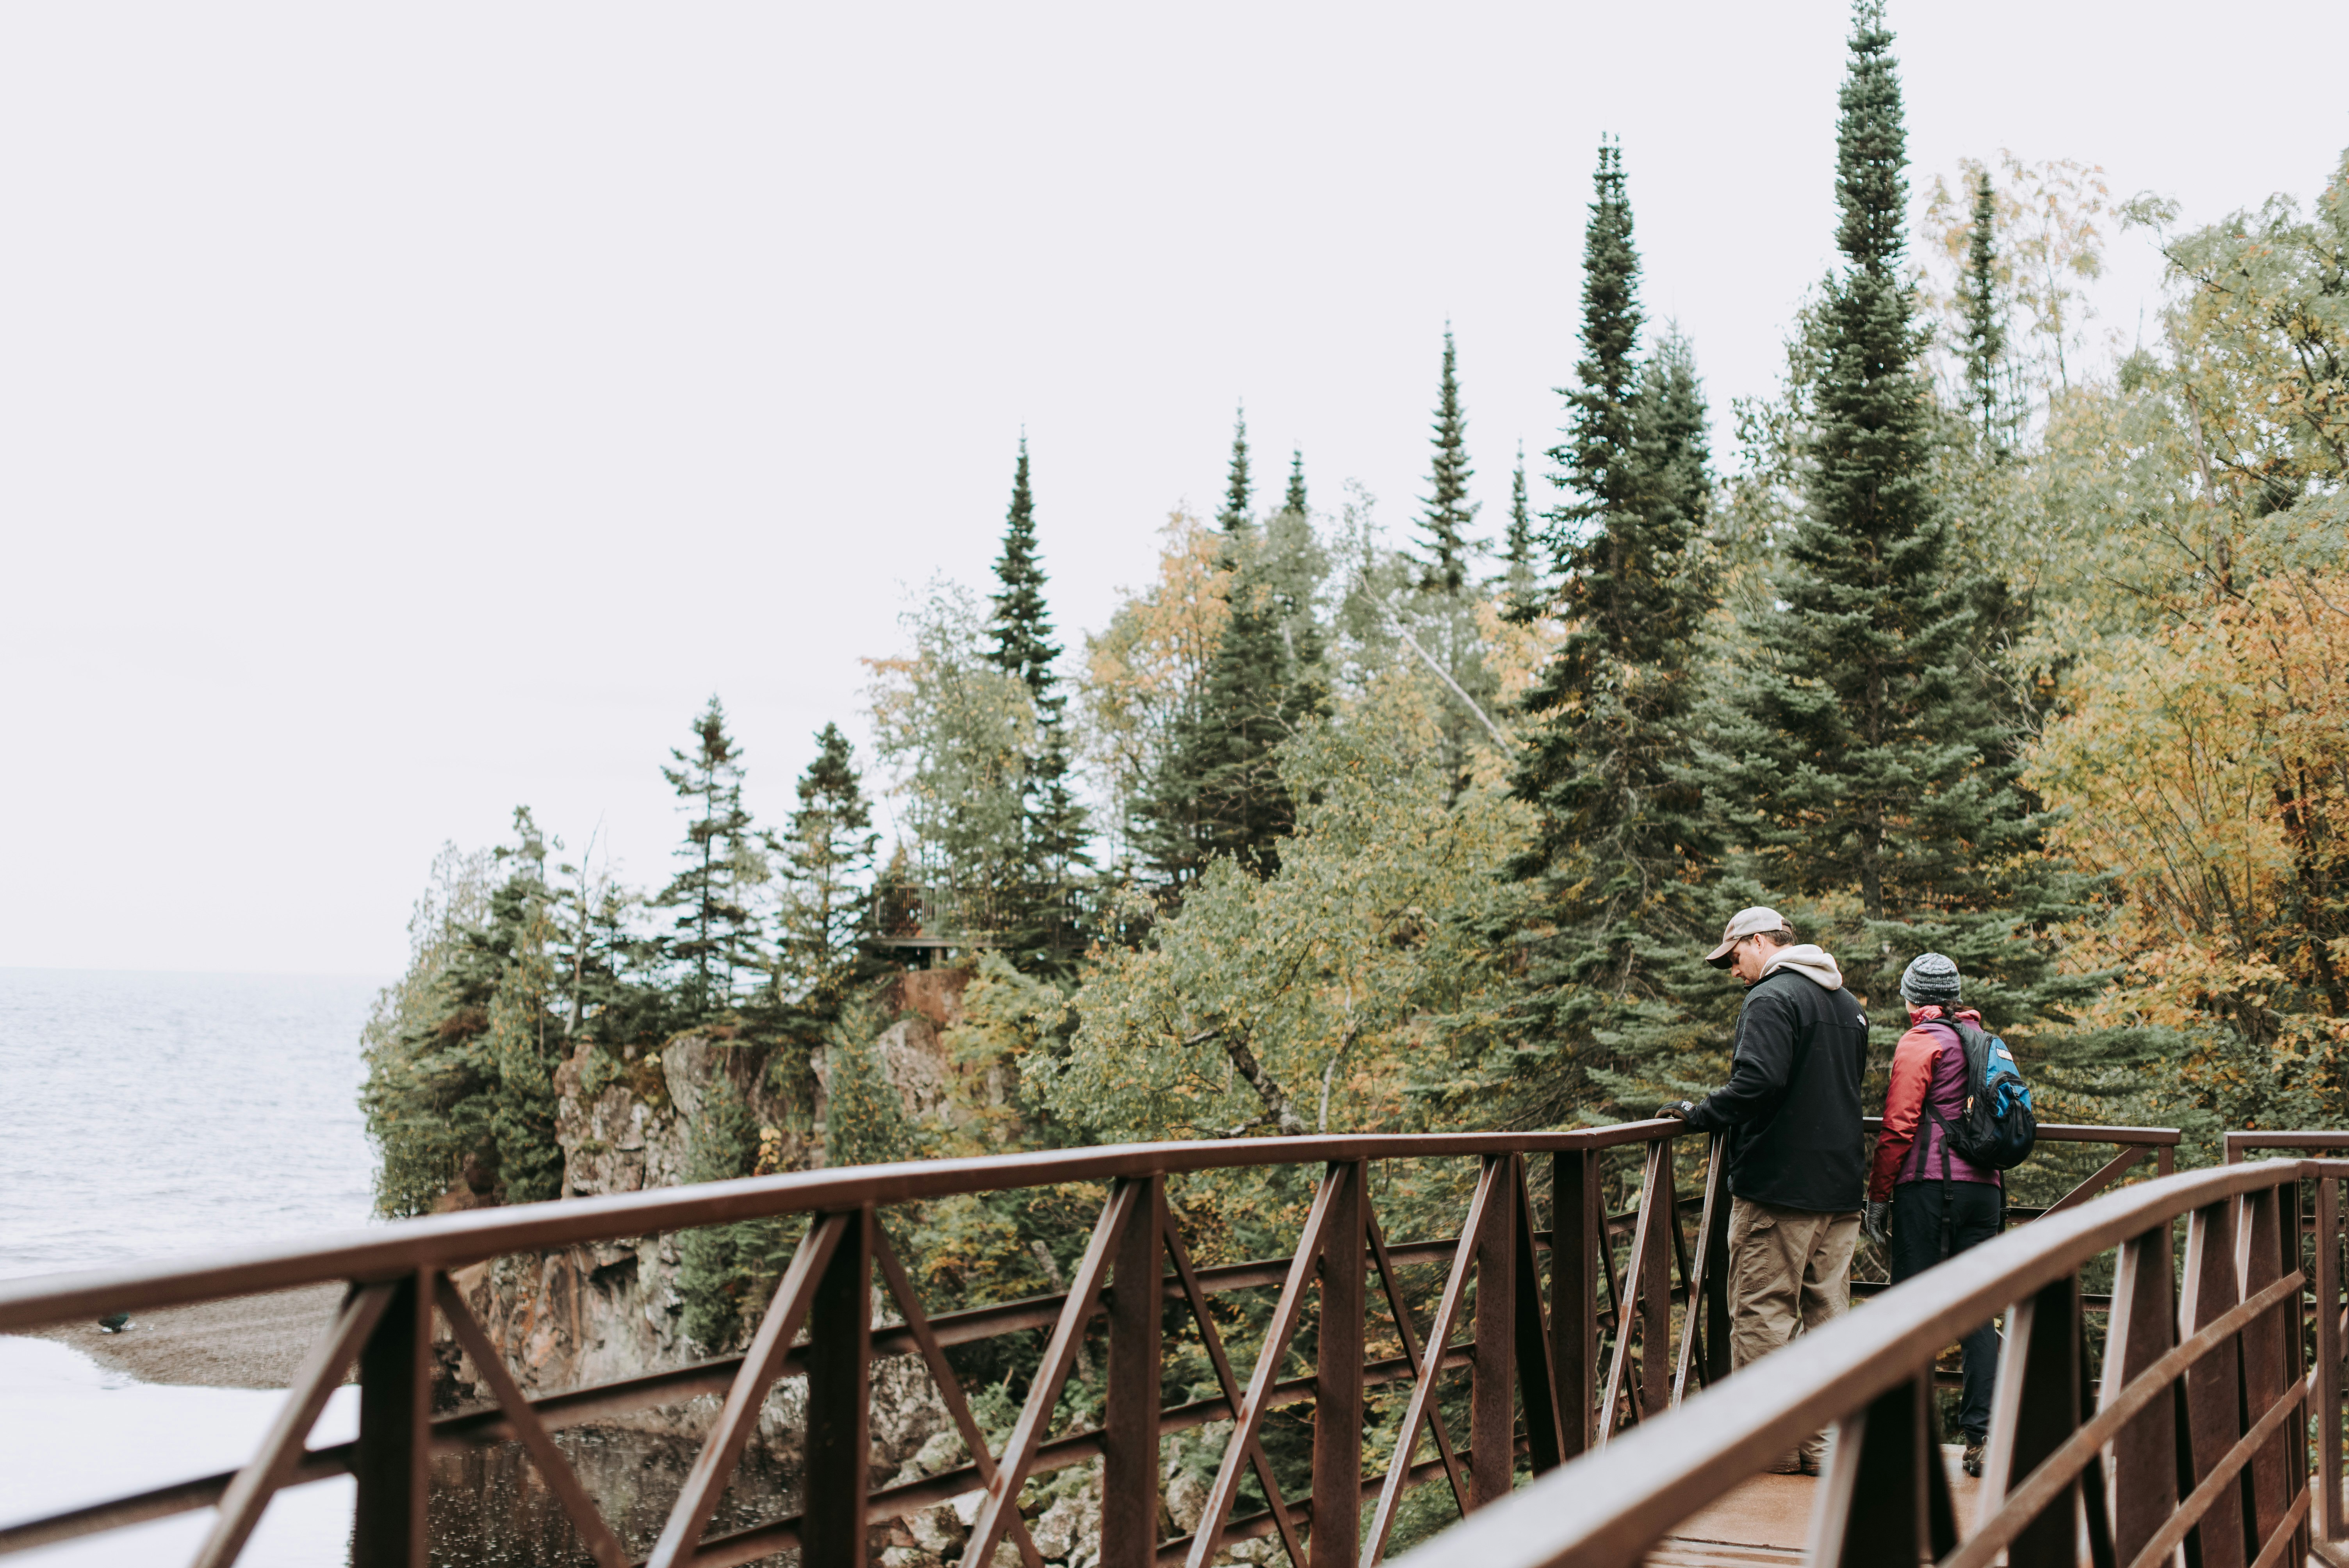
1727 1197 1860 1470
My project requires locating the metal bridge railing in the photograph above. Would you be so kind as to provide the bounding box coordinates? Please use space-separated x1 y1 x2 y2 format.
1396 1146 2349 1568
0 1118 2190 1568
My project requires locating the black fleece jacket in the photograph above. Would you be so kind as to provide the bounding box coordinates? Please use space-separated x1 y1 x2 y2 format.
1684 966 1870 1213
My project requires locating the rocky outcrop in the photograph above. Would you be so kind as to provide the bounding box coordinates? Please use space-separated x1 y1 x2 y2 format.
435 972 1171 1568
443 1029 944 1476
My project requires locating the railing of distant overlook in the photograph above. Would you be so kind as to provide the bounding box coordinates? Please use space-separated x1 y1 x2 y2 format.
1404 1135 2349 1568
0 1119 2181 1568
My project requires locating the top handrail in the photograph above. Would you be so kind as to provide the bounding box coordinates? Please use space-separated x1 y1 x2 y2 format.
1392 1155 2330 1568
2227 1127 2349 1159
0 1117 2178 1334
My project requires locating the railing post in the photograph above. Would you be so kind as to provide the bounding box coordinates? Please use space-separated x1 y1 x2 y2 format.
1103 1175 1166 1568
804 1208 873 1568
1808 1370 1954 1566
351 1269 432 1568
1471 1154 1515 1509
1552 1149 1595 1457
2238 1185 2297 1550
1311 1161 1365 1568
1982 1272 2090 1568
1702 1144 1730 1388
1510 1155 1566 1473
2320 1171 2344 1543
1638 1149 1673 1420
2180 1196 2251 1568
2101 1222 2181 1562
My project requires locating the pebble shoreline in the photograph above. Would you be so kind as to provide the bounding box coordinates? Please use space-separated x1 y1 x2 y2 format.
23 1284 347 1389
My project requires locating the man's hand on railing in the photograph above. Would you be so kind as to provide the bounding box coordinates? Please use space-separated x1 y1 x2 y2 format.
1655 1101 1696 1121
1862 1200 1889 1245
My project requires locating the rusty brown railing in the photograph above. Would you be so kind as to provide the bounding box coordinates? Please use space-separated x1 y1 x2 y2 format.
0 1117 2180 1567
1396 1151 2349 1568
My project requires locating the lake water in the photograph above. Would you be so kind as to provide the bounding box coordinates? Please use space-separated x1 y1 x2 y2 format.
0 968 787 1568
0 968 380 1566
0 968 381 1279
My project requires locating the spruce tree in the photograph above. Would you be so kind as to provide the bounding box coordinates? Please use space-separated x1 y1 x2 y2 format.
656 697 765 1018
988 439 1060 698
1959 167 2007 450
1138 428 1329 888
1502 138 1723 1121
1182 554 1314 878
1500 442 1537 615
1416 328 1479 594
773 722 881 1029
1715 2 2092 1025
984 440 1091 970
1217 410 1252 531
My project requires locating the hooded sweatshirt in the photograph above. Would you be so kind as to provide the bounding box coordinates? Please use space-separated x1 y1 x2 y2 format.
1685 944 1871 1213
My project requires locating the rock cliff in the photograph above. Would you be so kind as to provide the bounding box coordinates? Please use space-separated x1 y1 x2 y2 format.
441 971 970 1501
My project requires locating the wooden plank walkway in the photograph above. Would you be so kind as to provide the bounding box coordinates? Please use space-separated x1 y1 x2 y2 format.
1644 1447 1981 1565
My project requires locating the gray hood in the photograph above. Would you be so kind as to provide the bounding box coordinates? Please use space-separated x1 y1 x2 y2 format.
1761 943 1844 991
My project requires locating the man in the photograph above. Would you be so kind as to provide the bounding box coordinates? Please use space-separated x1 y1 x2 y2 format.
1865 952 2001 1477
1659 907 1868 1474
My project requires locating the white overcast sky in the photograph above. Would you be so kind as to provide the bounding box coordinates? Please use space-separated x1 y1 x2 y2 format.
4 2 2345 978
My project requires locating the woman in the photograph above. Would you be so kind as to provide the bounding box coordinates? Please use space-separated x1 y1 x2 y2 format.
1864 951 2001 1478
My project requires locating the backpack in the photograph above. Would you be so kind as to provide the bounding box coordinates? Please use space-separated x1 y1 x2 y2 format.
1927 1016 2037 1171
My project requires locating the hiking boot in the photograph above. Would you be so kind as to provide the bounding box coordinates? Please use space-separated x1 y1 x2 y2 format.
1962 1441 1985 1478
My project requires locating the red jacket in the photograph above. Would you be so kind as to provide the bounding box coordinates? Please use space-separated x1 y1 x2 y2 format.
1868 1005 2002 1203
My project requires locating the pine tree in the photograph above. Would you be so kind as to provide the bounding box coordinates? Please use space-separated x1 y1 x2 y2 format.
1960 167 2007 450
1715 2 2093 1024
1138 465 1329 889
1501 139 1725 1121
656 697 765 1018
1500 442 1537 614
772 722 881 1034
1417 328 1479 593
1217 410 1252 531
988 439 1060 703
983 440 1091 971
1283 447 1308 517
1547 141 1641 561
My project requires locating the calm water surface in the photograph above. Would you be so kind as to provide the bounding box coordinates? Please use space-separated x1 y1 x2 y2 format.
0 967 380 1278
0 969 745 1567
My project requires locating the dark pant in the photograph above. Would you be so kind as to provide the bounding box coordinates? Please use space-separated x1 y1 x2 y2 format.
1890 1179 2003 1441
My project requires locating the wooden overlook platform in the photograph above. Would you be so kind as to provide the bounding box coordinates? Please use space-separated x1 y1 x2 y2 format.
0 1122 2342 1567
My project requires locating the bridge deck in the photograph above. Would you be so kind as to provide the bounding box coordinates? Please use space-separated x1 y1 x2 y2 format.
1644 1446 1982 1564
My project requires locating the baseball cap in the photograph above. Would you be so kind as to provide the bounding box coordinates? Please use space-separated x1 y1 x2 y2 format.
1704 907 1791 968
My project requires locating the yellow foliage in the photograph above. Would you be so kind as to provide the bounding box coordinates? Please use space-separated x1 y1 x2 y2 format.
2029 570 2349 1103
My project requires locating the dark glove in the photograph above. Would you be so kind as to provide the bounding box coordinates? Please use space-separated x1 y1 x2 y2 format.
1656 1100 1697 1122
1864 1200 1890 1245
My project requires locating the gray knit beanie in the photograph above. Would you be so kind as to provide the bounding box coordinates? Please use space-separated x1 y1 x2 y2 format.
1899 952 1961 1007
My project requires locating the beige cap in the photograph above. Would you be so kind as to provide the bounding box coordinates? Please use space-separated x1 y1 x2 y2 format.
1704 907 1791 968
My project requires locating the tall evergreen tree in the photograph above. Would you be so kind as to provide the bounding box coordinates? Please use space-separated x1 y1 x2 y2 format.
983 440 1092 971
656 697 765 1017
1417 328 1479 593
988 438 1060 700
1138 435 1330 889
1217 410 1252 531
1715 2 2091 1023
1547 141 1642 564
772 722 881 1031
1959 167 2007 450
1500 442 1537 614
1154 548 1327 883
1501 138 1723 1121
